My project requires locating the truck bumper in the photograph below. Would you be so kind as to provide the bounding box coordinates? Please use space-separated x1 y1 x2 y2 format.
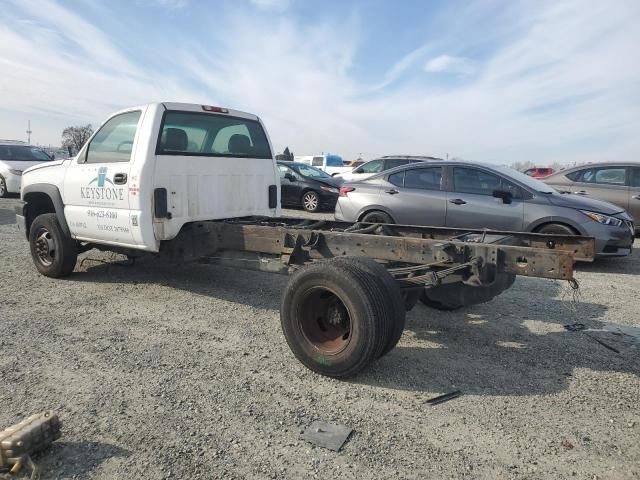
14 201 26 236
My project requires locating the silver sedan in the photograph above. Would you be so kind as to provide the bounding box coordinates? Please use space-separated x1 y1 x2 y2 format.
335 161 635 257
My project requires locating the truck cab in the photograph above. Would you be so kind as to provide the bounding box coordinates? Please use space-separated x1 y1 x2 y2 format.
18 102 280 256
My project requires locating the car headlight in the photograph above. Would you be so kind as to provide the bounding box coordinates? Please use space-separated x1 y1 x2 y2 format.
9 169 23 176
580 210 623 227
320 185 338 193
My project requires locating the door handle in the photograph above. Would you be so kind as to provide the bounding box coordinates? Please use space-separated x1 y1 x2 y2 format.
113 173 128 185
449 198 466 205
385 189 399 195
574 190 588 195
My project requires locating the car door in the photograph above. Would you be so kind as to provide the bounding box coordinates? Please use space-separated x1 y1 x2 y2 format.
445 166 525 231
380 166 447 226
566 166 629 211
630 166 640 224
63 109 142 245
277 164 299 205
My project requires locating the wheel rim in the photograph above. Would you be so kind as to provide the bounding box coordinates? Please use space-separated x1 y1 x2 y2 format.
34 227 56 266
298 287 351 355
0 178 5 196
303 192 318 211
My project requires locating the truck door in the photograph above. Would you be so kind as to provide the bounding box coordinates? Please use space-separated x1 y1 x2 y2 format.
63 110 143 245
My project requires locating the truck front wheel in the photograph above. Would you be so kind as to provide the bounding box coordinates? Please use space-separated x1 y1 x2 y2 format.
29 213 78 278
281 259 395 378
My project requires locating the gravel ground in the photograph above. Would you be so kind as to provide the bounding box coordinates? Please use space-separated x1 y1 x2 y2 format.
1 197 638 480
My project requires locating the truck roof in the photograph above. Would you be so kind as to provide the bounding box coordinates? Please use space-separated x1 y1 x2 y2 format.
111 102 261 122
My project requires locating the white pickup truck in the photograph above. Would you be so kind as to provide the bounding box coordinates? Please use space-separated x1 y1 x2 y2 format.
16 102 594 378
294 154 352 176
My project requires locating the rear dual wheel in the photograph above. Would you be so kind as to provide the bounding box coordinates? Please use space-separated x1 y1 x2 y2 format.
281 257 405 378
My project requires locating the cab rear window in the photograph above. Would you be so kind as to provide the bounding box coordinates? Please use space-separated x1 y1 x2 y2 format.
156 111 272 159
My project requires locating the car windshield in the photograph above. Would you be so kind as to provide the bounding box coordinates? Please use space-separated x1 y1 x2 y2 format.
0 145 52 162
295 164 331 178
491 165 557 194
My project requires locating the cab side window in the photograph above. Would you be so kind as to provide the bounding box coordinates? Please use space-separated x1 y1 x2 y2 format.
85 111 141 163
311 156 324 167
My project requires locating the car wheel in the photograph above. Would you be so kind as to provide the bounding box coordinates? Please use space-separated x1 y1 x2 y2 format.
361 210 393 224
29 213 78 278
0 176 7 198
536 223 576 235
302 191 320 212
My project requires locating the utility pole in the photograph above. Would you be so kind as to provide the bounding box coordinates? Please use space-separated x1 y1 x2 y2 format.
26 121 32 144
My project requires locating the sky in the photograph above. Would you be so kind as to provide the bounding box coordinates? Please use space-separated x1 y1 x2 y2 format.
0 0 638 165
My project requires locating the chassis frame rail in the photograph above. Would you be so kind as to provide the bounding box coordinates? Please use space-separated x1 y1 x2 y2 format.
165 217 596 284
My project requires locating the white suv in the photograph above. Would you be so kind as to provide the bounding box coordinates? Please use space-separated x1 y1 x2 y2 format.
0 141 55 197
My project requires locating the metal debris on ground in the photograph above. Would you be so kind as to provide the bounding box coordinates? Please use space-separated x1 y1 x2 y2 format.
426 390 463 406
301 421 352 451
0 411 61 479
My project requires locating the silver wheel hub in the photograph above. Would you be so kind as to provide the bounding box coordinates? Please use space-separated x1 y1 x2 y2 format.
303 193 318 210
34 228 56 266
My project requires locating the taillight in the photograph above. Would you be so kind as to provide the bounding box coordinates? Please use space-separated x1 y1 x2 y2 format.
202 105 229 113
339 186 355 197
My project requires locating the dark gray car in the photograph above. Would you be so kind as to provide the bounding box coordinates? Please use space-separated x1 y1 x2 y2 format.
543 162 640 232
335 161 635 257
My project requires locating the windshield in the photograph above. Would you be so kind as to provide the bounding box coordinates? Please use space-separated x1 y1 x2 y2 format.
294 164 331 179
0 145 52 162
492 165 557 193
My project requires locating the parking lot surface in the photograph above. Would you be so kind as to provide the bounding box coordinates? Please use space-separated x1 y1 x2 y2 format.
1 198 638 479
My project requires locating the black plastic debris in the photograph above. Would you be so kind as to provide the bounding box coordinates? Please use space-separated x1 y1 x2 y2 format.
426 390 462 406
301 421 352 451
564 323 620 354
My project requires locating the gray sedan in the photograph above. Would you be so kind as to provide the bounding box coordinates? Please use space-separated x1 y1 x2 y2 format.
335 161 635 257
543 162 640 232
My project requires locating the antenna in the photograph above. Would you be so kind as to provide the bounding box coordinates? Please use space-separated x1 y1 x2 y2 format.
26 121 32 144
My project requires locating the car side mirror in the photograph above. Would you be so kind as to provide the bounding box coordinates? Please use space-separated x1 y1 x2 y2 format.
285 172 296 181
354 167 363 173
493 190 513 204
49 153 55 160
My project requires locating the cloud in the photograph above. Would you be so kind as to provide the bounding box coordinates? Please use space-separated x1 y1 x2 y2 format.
247 0 290 11
424 54 476 77
0 0 638 165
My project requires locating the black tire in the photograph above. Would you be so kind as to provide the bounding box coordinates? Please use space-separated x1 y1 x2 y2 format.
0 176 7 198
29 213 78 278
419 273 517 311
419 291 463 311
280 260 394 377
332 257 406 357
301 190 320 212
402 289 422 311
536 223 576 235
361 210 393 224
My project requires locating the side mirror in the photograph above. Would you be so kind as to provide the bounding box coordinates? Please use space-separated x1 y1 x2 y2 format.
493 190 513 204
49 153 55 160
284 172 296 181
354 167 363 173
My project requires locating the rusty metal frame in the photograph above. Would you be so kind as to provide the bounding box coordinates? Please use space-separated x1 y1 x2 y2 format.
175 217 595 282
